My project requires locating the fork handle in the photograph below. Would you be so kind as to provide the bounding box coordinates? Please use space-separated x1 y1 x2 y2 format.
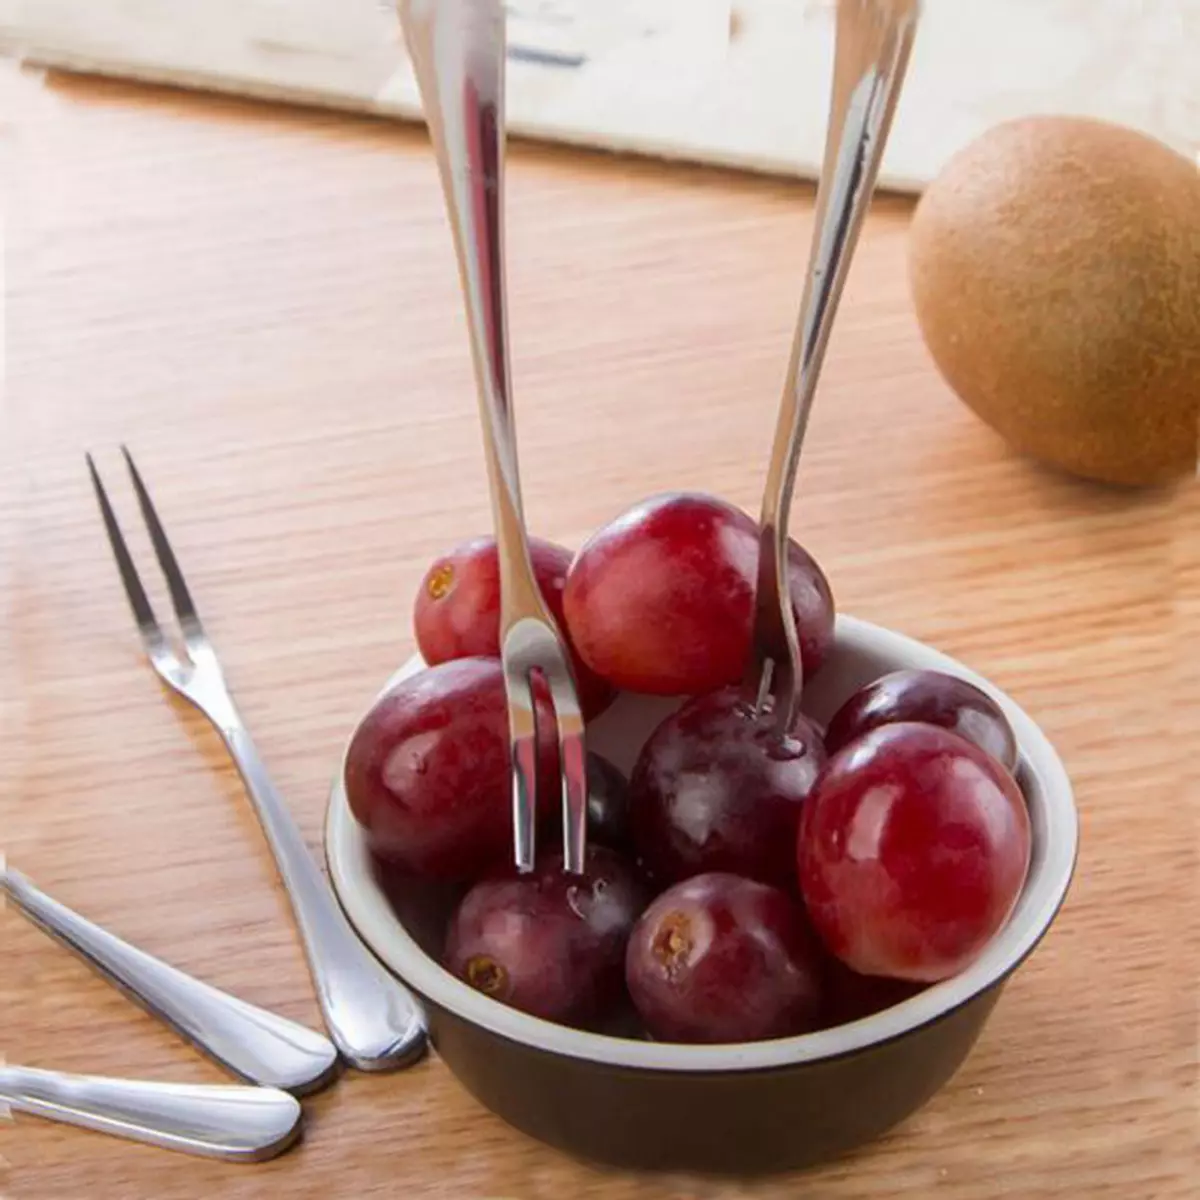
221 726 427 1071
747 0 920 727
0 1066 302 1163
399 0 549 630
0 866 339 1095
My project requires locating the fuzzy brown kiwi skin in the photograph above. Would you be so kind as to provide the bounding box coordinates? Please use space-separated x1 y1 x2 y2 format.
908 115 1200 489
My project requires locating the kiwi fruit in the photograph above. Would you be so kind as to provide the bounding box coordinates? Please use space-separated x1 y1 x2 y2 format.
908 115 1199 487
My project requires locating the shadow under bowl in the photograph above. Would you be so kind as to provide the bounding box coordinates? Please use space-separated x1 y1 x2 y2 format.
325 614 1078 1175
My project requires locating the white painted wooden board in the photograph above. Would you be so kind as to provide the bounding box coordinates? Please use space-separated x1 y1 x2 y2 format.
0 1 1195 193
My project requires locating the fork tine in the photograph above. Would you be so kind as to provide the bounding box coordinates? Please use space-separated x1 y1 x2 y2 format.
542 665 587 875
86 453 166 651
120 446 203 636
505 670 540 873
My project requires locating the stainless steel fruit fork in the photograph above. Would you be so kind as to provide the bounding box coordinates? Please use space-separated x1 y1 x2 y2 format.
399 0 588 874
1 863 338 1095
0 1065 302 1163
745 0 920 729
86 449 426 1071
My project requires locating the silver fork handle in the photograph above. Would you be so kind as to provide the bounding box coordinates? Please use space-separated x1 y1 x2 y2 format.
399 0 549 627
0 866 339 1095
0 1066 302 1163
221 724 426 1071
749 0 920 724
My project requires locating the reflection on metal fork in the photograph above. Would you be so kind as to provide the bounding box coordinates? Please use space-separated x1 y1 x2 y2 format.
398 0 588 874
0 1065 302 1162
87 449 427 1072
1 864 339 1096
745 0 920 732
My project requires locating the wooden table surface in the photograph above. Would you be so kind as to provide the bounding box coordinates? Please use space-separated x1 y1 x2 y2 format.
2 67 1195 1200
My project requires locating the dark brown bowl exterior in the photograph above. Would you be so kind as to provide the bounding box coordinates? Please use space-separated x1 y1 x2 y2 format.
420 984 1003 1175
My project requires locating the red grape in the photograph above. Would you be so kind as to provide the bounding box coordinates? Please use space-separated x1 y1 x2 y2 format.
825 668 1018 770
562 492 834 696
344 657 560 881
625 873 826 1043
583 753 633 852
798 723 1032 983
444 846 648 1027
414 535 614 718
629 687 827 888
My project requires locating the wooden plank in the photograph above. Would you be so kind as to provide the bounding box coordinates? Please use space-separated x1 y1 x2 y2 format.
1 67 1195 1197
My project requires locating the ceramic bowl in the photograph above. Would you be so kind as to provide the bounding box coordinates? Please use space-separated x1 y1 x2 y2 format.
325 614 1077 1175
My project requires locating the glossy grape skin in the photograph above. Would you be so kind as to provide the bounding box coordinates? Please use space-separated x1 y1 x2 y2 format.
443 846 648 1027
825 669 1018 771
562 492 835 696
344 658 559 882
584 753 633 851
413 535 614 718
625 873 826 1044
798 723 1032 983
629 687 827 889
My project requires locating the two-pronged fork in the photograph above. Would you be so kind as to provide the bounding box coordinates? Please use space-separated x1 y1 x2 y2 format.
1 864 338 1094
0 1065 302 1162
745 0 920 730
87 448 426 1072
399 0 589 875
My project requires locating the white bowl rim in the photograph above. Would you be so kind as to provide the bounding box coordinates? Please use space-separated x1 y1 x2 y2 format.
325 613 1079 1073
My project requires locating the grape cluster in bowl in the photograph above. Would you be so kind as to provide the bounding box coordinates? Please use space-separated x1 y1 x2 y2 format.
344 492 1031 1045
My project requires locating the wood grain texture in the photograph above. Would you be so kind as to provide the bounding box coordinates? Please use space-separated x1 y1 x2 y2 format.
1 68 1196 1200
